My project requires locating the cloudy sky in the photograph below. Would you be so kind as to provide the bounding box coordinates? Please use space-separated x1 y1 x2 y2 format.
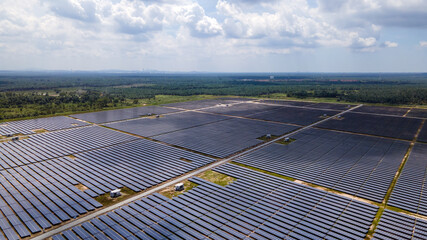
1 0 426 72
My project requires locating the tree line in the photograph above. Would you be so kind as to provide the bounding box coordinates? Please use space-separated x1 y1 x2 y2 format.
1 73 426 121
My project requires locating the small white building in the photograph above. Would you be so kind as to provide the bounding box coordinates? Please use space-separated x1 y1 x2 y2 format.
110 189 121 198
175 183 184 191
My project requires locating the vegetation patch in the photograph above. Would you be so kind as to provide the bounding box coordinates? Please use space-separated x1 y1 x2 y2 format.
95 187 138 207
386 205 407 214
332 115 345 120
275 138 296 145
146 115 164 119
66 154 77 160
197 170 236 187
319 114 331 119
32 128 48 134
159 180 198 199
231 162 295 182
74 183 88 191
366 206 385 239
113 83 155 88
257 134 280 141
1 135 29 142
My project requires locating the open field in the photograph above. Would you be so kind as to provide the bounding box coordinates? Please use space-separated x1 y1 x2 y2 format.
0 98 426 239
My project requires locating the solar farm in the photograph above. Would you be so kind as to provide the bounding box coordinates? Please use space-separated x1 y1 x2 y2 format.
0 98 426 240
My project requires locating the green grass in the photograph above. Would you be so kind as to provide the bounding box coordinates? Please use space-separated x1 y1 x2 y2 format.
257 135 280 141
95 187 138 207
197 170 236 187
257 135 295 145
137 94 220 106
275 138 296 145
365 143 415 239
32 129 48 134
0 94 220 123
386 205 409 214
366 207 385 239
159 181 199 199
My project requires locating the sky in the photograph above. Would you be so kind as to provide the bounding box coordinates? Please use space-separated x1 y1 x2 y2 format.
0 0 427 72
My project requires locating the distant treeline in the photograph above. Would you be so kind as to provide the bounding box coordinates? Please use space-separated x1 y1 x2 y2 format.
0 72 426 120
104 79 427 105
0 91 127 120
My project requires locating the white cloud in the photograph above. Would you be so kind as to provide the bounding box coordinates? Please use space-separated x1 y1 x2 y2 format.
317 0 427 28
420 41 427 47
0 0 426 71
215 0 386 53
173 3 223 37
384 41 398 48
111 2 164 35
43 0 99 22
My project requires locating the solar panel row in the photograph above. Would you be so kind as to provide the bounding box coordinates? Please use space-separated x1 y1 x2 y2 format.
106 111 231 138
154 118 299 158
0 126 138 169
0 129 215 239
234 128 409 202
373 209 427 240
353 106 410 116
407 108 427 119
258 99 354 110
245 106 339 126
70 106 179 124
317 112 422 140
52 164 378 240
388 144 427 215
0 116 89 136
163 99 242 110
258 99 314 107
200 102 282 118
417 124 427 143
46 139 215 195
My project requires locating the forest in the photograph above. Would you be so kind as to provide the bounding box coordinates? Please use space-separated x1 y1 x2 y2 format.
1 71 426 121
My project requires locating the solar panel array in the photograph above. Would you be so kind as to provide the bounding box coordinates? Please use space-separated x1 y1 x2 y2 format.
0 98 425 239
0 138 215 239
52 164 378 240
234 128 409 202
0 116 89 136
200 102 282 117
164 99 241 110
106 111 230 137
217 97 255 101
317 112 423 140
305 102 354 111
51 139 215 196
407 108 427 118
154 118 299 158
0 162 102 239
417 124 427 143
0 126 138 170
388 144 427 215
353 105 410 116
373 209 427 240
258 99 314 107
70 106 179 124
247 106 339 126
258 99 354 110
